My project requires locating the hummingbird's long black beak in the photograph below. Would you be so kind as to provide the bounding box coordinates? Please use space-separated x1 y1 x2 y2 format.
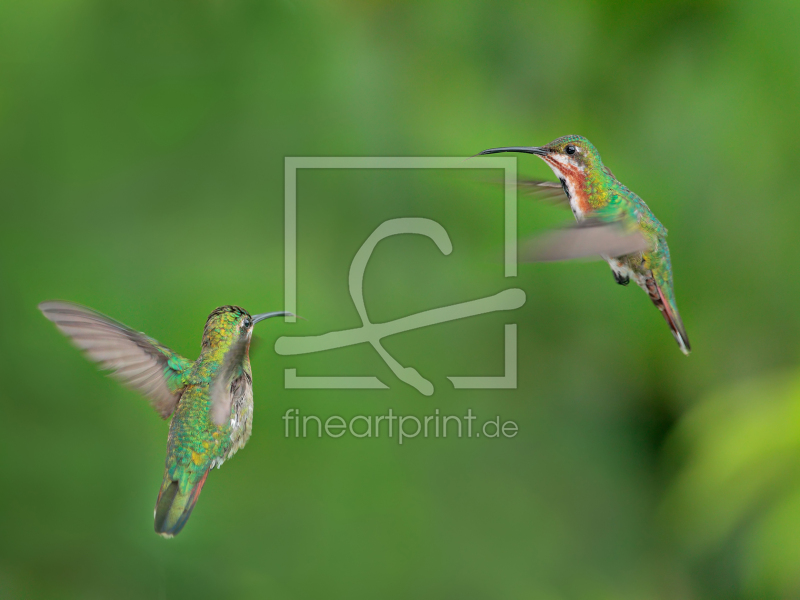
478 146 549 156
252 311 295 324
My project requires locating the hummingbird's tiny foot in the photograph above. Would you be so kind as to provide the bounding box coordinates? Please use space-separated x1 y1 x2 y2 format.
613 271 630 286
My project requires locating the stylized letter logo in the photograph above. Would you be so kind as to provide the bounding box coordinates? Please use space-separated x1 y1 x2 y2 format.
277 156 523 395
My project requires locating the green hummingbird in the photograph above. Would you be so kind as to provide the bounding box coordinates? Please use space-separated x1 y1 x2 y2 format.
479 135 691 354
39 301 293 537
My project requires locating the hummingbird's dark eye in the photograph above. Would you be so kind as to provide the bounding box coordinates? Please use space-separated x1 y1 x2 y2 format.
243 318 252 328
565 144 576 155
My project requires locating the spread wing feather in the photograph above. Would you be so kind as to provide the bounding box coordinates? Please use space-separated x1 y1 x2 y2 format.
39 301 192 418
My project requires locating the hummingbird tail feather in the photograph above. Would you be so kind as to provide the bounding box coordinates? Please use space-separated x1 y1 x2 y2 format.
648 280 691 355
153 470 209 538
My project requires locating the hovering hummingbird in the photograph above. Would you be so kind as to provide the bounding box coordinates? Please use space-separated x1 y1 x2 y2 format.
479 135 690 354
39 301 293 537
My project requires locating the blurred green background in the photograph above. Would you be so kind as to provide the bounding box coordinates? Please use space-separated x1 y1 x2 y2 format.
2 0 800 598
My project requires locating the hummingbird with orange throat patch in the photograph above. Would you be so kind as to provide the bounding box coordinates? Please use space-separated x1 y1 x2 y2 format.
39 302 294 537
479 135 691 354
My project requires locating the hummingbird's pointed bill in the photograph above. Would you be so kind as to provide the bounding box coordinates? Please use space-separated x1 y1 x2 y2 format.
252 311 295 323
478 146 548 156
478 135 691 355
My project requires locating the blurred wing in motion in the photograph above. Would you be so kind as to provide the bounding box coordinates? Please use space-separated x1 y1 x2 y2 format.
39 301 192 418
209 337 249 427
521 221 650 262
484 177 570 206
516 179 570 205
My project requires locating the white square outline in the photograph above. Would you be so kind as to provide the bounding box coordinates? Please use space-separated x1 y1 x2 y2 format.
280 156 520 392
